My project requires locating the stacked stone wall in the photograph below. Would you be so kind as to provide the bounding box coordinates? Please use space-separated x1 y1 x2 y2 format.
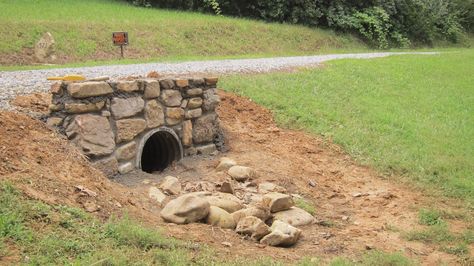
48 77 221 176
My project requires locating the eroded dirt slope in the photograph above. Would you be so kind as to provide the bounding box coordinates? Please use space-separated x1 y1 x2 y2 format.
2 91 472 265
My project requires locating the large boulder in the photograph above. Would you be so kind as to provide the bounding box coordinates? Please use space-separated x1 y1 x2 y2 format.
206 206 236 229
228 166 256 182
262 192 294 213
273 207 315 227
65 114 115 157
205 193 243 213
160 194 210 224
260 221 302 247
235 216 270 240
231 206 271 223
258 182 286 194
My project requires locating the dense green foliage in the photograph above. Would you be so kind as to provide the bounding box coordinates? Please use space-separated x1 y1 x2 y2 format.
221 49 474 203
129 0 473 48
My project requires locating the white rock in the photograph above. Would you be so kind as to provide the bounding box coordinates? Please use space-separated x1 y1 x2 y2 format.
235 216 270 240
273 207 315 227
216 157 237 171
160 176 182 195
260 220 302 247
228 166 256 182
148 187 166 204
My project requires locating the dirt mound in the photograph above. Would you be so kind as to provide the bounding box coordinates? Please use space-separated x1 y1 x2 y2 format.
0 111 147 220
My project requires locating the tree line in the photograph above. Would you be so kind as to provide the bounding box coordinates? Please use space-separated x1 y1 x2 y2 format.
128 0 473 48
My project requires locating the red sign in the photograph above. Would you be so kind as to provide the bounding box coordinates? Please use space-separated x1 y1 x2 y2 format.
112 32 128 46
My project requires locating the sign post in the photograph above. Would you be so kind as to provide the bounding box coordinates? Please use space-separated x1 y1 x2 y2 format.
112 32 128 59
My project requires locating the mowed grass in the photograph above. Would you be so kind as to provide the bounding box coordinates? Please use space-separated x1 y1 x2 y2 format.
0 0 366 67
220 49 474 204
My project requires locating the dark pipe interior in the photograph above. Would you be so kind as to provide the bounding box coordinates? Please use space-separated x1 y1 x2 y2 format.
141 131 180 173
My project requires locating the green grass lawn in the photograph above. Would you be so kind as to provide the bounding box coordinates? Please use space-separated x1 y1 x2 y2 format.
0 0 366 67
220 49 474 204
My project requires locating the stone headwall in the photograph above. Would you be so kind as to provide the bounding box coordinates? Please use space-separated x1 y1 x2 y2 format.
48 77 221 176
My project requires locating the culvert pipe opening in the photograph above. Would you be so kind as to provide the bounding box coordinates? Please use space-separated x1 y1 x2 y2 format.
140 130 182 173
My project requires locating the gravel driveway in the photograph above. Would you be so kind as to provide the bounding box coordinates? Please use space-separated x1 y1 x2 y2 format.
0 52 437 109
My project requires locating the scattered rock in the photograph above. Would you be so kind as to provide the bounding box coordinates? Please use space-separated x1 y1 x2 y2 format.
216 157 237 172
160 176 182 195
221 242 232 247
273 207 315 227
220 181 234 194
161 194 210 224
205 192 243 213
231 206 271 223
228 166 256 182
308 180 317 187
260 220 301 247
148 186 167 204
196 144 217 155
235 216 270 240
262 192 294 213
83 201 100 213
258 182 286 194
74 185 97 197
206 206 236 229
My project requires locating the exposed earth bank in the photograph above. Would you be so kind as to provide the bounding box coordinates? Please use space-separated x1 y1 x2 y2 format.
0 90 470 265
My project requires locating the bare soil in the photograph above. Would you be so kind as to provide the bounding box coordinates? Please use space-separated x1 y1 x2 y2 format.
2 91 472 265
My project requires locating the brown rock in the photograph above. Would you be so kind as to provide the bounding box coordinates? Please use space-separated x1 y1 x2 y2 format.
159 79 175 90
235 216 270 240
258 182 286 194
186 88 203 97
115 141 137 161
116 118 146 143
205 77 219 86
187 97 203 108
49 82 62 95
216 157 237 171
65 101 105 114
262 193 294 213
148 186 167 204
161 90 182 107
65 114 115 156
145 100 165 128
92 156 119 177
231 207 271 223
166 107 184 126
144 80 160 99
206 206 236 229
117 81 139 92
159 176 182 195
228 166 256 182
175 78 189 88
185 108 202 119
182 120 193 147
202 89 220 111
205 192 243 213
34 32 56 62
196 144 217 155
67 82 113 98
110 97 145 119
46 117 63 127
192 113 219 144
220 181 234 194
160 194 210 224
273 207 315 227
260 221 302 247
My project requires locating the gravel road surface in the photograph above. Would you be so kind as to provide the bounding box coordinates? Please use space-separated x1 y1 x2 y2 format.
0 52 437 109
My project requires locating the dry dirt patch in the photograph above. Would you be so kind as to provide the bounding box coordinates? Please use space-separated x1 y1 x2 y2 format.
2 90 470 264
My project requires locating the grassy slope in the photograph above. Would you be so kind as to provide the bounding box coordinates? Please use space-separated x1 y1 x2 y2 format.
0 0 366 67
221 49 474 204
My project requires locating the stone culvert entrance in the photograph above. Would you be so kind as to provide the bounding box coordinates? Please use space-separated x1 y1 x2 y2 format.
138 128 183 173
47 77 221 177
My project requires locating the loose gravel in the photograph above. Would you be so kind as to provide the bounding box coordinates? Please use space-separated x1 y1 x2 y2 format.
0 52 437 109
